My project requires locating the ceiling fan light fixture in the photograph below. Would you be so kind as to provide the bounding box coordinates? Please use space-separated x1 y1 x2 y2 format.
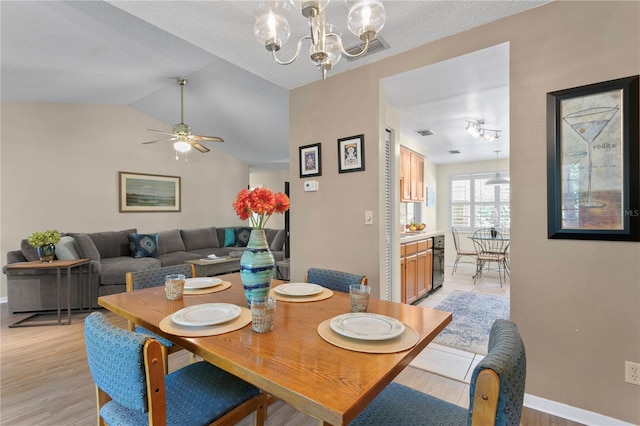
174 140 191 153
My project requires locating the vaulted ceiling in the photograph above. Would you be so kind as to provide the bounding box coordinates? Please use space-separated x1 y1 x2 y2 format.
1 1 548 169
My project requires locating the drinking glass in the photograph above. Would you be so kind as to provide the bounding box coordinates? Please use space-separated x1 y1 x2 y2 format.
251 298 276 333
349 284 370 313
165 274 186 300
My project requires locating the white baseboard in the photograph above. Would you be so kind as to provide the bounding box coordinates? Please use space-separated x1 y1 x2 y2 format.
524 394 633 425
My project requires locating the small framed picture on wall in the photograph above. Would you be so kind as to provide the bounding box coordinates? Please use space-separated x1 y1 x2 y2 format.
337 134 365 173
299 143 322 178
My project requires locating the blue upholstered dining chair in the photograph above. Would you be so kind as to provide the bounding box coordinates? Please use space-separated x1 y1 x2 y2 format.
305 267 368 293
350 319 526 426
125 263 196 373
84 312 267 426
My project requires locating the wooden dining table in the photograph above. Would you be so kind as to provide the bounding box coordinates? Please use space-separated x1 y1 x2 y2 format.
98 272 452 426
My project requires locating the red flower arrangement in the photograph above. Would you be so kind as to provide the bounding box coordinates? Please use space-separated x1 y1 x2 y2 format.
233 187 290 230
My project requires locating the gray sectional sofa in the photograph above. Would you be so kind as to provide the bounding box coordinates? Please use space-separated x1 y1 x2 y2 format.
3 226 286 313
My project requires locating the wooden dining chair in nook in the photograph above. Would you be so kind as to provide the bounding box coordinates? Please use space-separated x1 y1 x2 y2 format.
305 267 367 293
84 312 267 426
126 263 196 373
471 228 508 287
350 319 526 426
451 226 477 275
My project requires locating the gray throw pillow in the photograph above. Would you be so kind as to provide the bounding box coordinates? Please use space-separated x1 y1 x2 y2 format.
20 239 40 262
157 229 186 254
74 233 101 261
270 229 286 251
55 236 81 260
180 227 219 250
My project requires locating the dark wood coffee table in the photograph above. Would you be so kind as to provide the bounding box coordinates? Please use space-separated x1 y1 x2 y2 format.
186 257 241 277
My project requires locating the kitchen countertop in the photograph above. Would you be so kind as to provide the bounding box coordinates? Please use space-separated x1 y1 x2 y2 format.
400 230 445 243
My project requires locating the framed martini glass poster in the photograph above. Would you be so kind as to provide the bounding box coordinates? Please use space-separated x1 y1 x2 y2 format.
547 75 639 241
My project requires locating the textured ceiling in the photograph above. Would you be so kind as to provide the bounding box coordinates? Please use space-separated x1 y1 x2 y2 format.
0 1 549 169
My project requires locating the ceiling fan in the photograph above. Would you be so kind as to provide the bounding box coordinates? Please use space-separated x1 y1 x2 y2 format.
144 78 223 154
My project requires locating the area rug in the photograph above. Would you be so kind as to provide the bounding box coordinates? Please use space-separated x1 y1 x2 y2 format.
430 290 509 355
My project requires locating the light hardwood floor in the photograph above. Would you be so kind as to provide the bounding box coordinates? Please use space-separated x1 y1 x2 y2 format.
0 272 583 425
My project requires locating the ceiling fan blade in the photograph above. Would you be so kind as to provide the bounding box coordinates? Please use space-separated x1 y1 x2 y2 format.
192 135 224 143
147 128 175 136
192 142 210 153
143 137 176 144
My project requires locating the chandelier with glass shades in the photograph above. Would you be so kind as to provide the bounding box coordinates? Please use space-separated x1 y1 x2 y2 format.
465 119 501 141
254 0 386 79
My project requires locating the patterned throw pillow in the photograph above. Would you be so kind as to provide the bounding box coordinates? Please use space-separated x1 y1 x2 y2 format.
235 227 252 247
128 233 159 258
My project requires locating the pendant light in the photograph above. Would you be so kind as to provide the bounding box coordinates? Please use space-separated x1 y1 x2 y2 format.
486 150 509 185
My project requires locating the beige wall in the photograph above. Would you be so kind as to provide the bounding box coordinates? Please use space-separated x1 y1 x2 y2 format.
289 1 639 423
1 102 249 297
290 70 382 294
249 169 290 230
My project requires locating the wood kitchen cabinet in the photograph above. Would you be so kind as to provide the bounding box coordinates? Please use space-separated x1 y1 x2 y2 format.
401 237 433 304
400 146 425 202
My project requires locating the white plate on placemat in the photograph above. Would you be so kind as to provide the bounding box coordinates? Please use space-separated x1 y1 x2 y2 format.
172 303 241 327
330 313 405 341
274 283 323 297
183 277 222 290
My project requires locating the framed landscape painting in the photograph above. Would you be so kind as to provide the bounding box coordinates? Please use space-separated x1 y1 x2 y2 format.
119 172 181 212
546 75 639 241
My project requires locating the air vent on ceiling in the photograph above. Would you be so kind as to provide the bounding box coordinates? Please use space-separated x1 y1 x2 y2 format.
449 150 461 154
416 129 435 137
344 36 390 61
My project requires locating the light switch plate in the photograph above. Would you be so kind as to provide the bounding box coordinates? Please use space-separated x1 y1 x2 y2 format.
365 211 373 225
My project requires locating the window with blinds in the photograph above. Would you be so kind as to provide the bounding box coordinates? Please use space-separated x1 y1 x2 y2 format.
450 173 510 231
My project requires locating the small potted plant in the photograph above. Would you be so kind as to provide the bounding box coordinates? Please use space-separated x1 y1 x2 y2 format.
27 230 61 263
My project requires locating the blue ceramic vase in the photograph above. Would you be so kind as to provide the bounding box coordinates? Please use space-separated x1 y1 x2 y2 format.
37 243 56 263
240 229 275 306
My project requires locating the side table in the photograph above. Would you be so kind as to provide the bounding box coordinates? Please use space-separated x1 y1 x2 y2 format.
275 259 290 281
6 259 93 327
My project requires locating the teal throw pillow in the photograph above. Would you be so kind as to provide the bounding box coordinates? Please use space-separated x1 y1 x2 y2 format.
224 228 236 247
128 233 159 258
235 227 252 247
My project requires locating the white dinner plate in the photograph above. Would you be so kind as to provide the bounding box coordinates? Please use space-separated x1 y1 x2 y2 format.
183 277 222 290
274 282 323 296
172 303 241 327
330 313 405 341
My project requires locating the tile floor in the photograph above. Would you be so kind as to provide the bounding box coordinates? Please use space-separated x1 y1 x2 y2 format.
411 261 510 383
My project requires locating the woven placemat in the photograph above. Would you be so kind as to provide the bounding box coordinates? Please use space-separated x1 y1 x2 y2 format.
317 319 419 353
183 280 231 295
159 306 251 337
269 286 333 302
